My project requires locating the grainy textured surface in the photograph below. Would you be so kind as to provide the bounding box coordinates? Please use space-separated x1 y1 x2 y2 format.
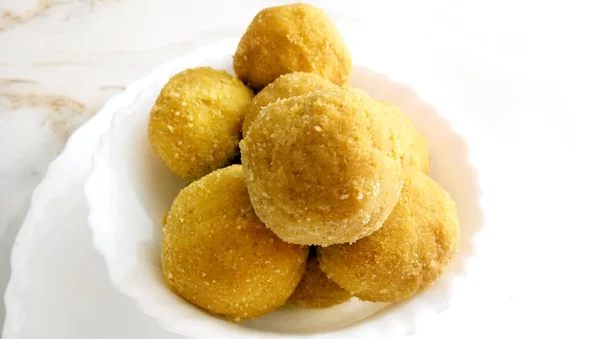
288 248 351 308
240 88 403 246
319 170 459 302
242 72 337 136
380 101 430 173
233 3 352 90
148 67 253 181
162 165 308 321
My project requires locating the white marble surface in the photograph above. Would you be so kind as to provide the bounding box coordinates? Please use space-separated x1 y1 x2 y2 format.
0 0 599 333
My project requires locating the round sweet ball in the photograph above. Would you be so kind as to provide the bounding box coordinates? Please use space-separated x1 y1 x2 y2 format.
240 88 403 246
242 72 337 136
233 3 352 91
318 170 459 302
162 165 309 321
287 248 351 308
148 67 254 181
380 101 430 173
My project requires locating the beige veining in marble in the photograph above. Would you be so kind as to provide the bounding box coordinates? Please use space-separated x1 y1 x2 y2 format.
1 0 57 31
0 79 38 86
32 60 95 67
0 92 88 140
1 0 124 31
99 85 126 91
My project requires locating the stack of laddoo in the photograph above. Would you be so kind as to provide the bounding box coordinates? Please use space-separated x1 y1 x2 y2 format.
148 3 459 322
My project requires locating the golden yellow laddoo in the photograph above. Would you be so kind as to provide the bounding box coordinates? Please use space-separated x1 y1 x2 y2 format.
318 170 459 302
233 4 352 91
148 67 254 181
242 72 337 136
240 88 403 246
162 165 309 321
380 101 429 173
288 248 351 308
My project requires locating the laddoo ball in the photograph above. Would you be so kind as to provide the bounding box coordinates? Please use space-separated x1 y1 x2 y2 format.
162 165 309 321
318 170 459 302
148 67 253 181
240 88 403 246
380 101 429 173
288 248 351 308
233 4 352 91
242 72 337 136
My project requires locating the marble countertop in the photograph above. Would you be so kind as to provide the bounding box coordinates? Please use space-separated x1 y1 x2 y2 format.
0 0 598 332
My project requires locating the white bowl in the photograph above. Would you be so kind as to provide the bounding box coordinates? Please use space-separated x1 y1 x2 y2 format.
85 37 483 338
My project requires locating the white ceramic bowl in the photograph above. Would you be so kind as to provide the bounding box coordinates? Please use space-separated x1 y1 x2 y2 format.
85 37 483 338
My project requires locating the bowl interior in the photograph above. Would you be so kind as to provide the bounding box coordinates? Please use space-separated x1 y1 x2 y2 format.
93 50 482 337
